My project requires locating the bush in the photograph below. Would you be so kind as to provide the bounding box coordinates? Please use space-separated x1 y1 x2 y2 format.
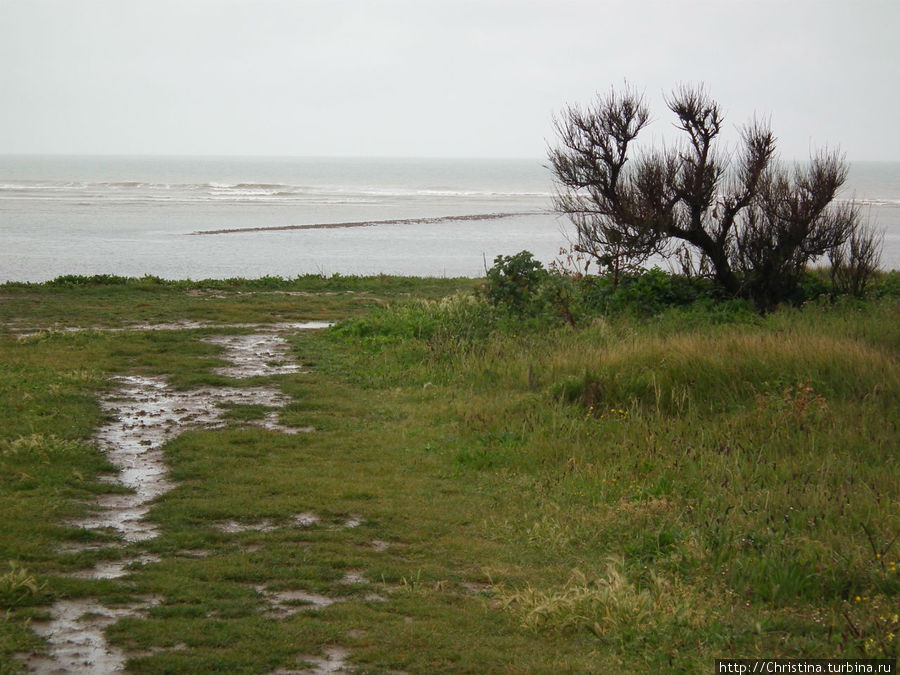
484 251 548 314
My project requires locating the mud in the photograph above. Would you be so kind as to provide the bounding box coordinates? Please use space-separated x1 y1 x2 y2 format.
63 555 161 581
215 512 364 535
293 512 321 527
272 646 352 675
215 519 279 534
13 320 331 339
340 571 365 585
25 597 160 674
203 332 303 378
257 586 339 617
337 570 387 602
77 374 299 541
22 321 321 673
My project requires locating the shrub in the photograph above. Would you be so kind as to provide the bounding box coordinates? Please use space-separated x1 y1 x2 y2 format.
484 251 548 314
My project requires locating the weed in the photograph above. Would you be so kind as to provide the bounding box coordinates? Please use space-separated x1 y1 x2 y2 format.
841 595 899 657
0 562 46 609
499 558 691 640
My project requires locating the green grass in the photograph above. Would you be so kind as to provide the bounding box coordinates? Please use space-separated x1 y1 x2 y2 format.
0 275 897 672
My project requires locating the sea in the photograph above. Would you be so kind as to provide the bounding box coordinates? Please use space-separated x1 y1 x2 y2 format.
1 156 898 283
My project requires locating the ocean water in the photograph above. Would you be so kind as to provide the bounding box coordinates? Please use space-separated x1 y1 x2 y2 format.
0 156 897 282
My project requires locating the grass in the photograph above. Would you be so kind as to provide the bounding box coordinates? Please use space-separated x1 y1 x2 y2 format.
0 275 897 672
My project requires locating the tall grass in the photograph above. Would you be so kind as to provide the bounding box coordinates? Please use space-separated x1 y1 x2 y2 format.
324 290 899 662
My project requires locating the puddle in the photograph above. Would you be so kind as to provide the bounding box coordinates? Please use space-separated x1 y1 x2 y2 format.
174 549 211 558
257 586 339 618
22 597 160 674
63 555 161 581
340 571 365 585
215 520 278 534
14 320 331 339
273 646 352 675
203 332 303 378
293 512 321 527
77 375 297 541
214 512 368 536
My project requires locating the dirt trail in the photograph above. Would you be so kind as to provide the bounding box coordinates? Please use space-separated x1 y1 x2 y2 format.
21 324 330 674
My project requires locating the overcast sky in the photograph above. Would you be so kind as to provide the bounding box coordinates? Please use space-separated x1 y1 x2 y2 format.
2 0 898 160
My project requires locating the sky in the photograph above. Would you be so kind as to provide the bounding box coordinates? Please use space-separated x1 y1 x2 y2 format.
1 0 899 160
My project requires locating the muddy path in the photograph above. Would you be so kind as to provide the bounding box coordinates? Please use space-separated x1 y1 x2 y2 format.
10 320 331 339
20 323 350 674
78 374 301 543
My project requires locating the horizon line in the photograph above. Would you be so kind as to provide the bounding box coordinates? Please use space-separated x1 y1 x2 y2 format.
1 152 899 164
0 152 547 162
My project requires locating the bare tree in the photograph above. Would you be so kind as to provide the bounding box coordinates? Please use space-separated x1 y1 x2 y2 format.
549 84 876 309
828 220 884 296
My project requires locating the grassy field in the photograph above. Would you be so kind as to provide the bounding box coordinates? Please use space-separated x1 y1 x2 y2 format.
0 274 897 673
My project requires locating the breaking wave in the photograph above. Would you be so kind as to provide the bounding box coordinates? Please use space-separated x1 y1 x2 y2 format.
0 179 551 205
